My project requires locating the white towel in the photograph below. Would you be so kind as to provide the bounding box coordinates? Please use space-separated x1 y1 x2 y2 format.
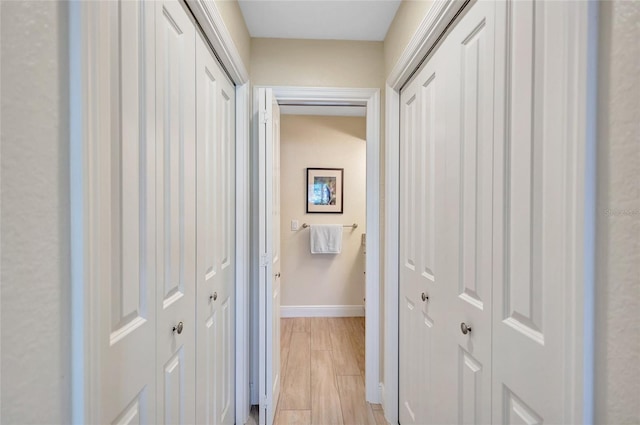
310 224 343 254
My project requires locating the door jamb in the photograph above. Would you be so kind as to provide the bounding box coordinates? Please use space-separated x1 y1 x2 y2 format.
252 85 382 404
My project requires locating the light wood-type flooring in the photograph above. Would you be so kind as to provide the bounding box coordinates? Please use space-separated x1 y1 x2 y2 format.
274 317 389 425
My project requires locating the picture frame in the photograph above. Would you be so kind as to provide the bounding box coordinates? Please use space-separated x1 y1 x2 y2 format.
306 168 344 213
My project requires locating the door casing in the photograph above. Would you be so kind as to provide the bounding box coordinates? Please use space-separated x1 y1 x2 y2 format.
250 86 382 407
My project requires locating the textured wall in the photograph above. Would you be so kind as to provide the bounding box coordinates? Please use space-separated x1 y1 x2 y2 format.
280 115 367 308
595 1 640 423
0 1 71 423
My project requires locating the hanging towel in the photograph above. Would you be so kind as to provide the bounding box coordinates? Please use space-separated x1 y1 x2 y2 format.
310 224 343 254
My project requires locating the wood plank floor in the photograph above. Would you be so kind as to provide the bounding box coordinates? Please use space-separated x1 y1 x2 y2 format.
273 317 389 425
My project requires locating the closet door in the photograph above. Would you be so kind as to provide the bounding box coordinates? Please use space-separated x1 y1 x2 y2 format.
155 1 197 423
97 1 157 423
399 1 496 423
492 2 576 422
434 1 496 423
195 32 236 425
398 50 445 425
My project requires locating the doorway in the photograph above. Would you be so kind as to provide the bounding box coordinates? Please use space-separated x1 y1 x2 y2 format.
252 87 381 425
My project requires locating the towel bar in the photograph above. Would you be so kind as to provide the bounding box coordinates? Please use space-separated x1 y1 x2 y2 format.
302 223 358 229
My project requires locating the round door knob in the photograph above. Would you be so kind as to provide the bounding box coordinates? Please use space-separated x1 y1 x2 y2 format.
210 292 218 301
460 322 472 335
173 321 184 335
421 292 429 302
275 272 281 278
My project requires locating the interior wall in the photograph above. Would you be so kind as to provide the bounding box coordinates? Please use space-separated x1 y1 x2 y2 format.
250 38 384 88
595 1 640 423
280 115 367 309
214 0 251 72
0 1 71 423
383 0 433 78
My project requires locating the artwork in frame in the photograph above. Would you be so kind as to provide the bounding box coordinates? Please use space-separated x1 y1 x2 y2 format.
306 168 344 213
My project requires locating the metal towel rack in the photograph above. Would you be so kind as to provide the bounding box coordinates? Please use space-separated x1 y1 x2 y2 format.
302 223 358 229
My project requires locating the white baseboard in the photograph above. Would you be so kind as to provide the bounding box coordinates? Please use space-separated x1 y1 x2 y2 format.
280 305 365 318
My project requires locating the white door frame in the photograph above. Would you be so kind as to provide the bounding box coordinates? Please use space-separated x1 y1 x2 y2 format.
252 85 382 404
70 1 253 423
383 0 598 423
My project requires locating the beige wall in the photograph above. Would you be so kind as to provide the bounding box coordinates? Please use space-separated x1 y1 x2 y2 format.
215 0 251 72
1 1 71 423
251 38 384 88
383 0 433 78
595 1 640 423
280 115 367 307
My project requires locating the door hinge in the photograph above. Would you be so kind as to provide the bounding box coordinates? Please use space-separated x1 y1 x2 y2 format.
260 109 271 124
260 253 271 268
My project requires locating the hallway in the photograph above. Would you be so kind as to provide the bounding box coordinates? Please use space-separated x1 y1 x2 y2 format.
275 317 387 425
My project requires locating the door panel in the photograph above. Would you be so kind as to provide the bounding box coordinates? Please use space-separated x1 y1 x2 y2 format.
439 2 496 424
155 1 196 423
492 1 571 422
271 97 282 409
98 1 156 423
399 56 442 425
399 1 495 423
195 32 236 425
258 88 281 425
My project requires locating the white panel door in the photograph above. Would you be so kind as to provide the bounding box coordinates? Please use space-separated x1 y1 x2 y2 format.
399 1 495 423
155 1 196 423
195 32 236 425
98 1 157 423
492 1 573 422
432 2 496 423
258 88 282 425
398 49 445 425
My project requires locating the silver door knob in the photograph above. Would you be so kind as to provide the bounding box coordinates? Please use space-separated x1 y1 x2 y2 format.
275 272 281 278
421 292 429 302
173 321 184 335
460 322 472 335
210 292 217 301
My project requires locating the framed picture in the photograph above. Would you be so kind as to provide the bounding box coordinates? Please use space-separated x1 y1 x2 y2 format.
306 168 344 213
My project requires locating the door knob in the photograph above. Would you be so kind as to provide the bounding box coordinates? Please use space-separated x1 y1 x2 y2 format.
210 292 217 301
421 292 429 302
172 321 184 335
275 272 281 278
460 322 472 335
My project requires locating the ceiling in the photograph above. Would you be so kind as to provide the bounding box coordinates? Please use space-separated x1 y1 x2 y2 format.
237 0 402 41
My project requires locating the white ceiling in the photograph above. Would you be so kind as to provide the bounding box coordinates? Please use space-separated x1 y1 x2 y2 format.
237 0 401 41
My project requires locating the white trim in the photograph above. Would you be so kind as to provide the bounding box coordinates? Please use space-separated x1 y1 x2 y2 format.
382 84 399 422
186 0 249 84
253 86 381 404
378 382 385 412
280 305 365 318
234 82 251 425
